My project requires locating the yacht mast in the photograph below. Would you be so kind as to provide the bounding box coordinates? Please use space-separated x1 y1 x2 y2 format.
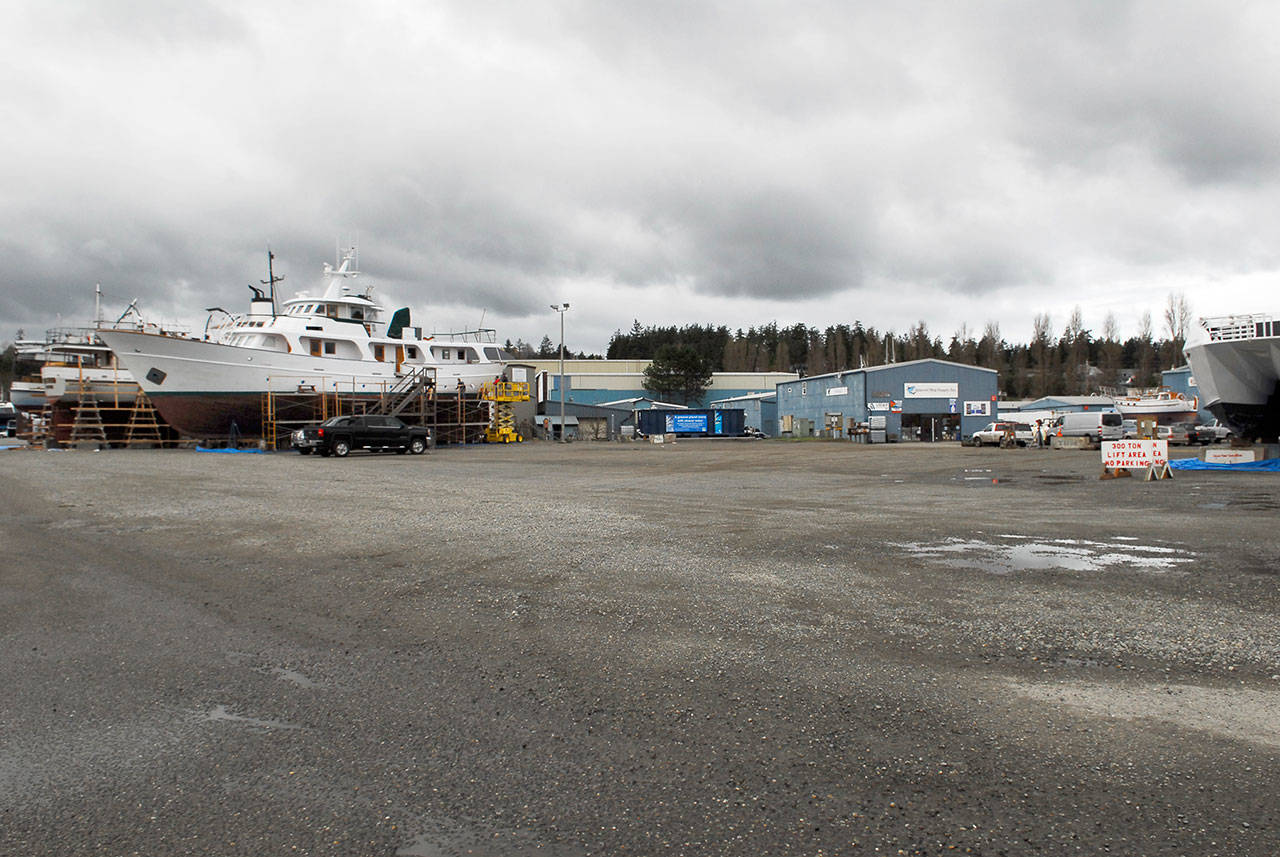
261 248 284 317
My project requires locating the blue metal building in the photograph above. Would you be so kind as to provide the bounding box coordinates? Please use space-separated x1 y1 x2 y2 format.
775 359 999 442
1161 365 1215 424
709 392 777 436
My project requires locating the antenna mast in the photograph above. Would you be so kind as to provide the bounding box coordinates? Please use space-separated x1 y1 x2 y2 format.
261 247 285 317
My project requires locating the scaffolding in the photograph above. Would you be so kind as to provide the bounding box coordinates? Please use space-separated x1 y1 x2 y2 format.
31 365 178 448
68 385 108 446
261 369 493 449
123 390 165 446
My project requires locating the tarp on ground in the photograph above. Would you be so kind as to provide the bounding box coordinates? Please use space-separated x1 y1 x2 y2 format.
1168 457 1280 472
195 446 265 454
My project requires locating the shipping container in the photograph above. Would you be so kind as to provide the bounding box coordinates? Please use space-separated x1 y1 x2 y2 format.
637 408 746 437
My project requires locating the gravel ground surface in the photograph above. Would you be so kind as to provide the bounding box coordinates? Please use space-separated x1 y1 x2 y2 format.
1 440 1278 856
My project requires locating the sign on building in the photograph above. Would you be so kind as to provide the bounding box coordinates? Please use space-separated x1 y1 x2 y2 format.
964 400 990 416
826 386 849 397
904 382 959 399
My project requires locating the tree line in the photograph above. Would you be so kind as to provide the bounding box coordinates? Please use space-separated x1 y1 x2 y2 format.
603 294 1195 399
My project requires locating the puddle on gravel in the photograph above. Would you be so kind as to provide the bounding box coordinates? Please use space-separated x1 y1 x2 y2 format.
203 704 299 731
271 667 319 688
894 535 1194 575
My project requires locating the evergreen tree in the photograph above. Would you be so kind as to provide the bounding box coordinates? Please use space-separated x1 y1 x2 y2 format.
642 344 713 405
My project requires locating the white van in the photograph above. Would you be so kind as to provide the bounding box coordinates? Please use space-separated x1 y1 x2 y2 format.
1053 411 1123 442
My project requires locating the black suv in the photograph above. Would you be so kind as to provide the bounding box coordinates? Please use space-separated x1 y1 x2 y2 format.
292 415 430 457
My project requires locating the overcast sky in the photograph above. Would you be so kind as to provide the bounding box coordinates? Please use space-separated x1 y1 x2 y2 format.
3 1 1278 354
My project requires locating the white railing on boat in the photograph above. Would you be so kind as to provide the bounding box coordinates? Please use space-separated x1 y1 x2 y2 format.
1202 313 1278 342
429 328 498 343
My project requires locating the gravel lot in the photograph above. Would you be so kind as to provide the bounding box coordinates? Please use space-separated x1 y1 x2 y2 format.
2 440 1278 855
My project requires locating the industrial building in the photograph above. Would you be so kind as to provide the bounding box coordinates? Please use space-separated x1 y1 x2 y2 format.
524 359 796 409
775 359 999 442
710 392 777 436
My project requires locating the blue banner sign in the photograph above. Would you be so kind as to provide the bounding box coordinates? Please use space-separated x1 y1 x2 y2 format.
666 413 709 433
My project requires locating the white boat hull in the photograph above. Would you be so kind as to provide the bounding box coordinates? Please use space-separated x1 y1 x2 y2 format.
8 381 44 411
98 329 503 438
1113 400 1197 417
41 365 140 403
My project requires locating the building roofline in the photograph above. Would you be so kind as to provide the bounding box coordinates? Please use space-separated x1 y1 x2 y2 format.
709 392 777 404
779 358 998 385
861 357 998 375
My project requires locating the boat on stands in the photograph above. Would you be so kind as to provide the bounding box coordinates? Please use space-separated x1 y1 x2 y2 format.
1112 387 1199 420
11 294 186 443
1183 311 1280 441
98 248 509 438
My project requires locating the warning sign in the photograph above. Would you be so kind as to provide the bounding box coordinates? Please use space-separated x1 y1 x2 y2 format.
1101 439 1168 470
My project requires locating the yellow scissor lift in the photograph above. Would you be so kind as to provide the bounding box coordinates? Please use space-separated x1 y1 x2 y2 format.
480 380 530 443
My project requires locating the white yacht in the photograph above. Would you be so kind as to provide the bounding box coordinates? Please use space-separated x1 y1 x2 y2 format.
11 290 187 443
98 248 508 438
1112 388 1199 418
17 327 138 406
1183 312 1280 441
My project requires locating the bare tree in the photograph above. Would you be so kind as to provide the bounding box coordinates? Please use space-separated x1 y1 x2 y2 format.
1136 310 1155 386
1164 292 1192 367
979 321 1002 368
1099 312 1122 385
1062 306 1089 394
1031 313 1054 397
1103 312 1119 342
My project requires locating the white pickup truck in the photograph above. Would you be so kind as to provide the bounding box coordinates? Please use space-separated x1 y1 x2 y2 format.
968 421 1036 447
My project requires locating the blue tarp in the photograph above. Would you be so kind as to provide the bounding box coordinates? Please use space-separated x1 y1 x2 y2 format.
1169 456 1280 472
195 446 265 454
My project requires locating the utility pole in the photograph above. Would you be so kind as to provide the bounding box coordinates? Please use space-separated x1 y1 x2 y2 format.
551 303 569 442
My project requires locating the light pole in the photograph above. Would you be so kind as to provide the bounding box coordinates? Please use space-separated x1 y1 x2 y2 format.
551 303 569 442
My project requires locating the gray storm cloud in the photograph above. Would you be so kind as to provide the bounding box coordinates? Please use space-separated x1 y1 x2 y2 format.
2 0 1278 349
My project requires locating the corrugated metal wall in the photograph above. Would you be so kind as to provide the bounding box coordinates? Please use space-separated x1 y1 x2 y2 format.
776 360 998 441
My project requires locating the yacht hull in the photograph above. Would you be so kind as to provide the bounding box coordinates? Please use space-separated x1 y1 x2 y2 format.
1184 336 1280 441
98 329 501 439
8 381 44 411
